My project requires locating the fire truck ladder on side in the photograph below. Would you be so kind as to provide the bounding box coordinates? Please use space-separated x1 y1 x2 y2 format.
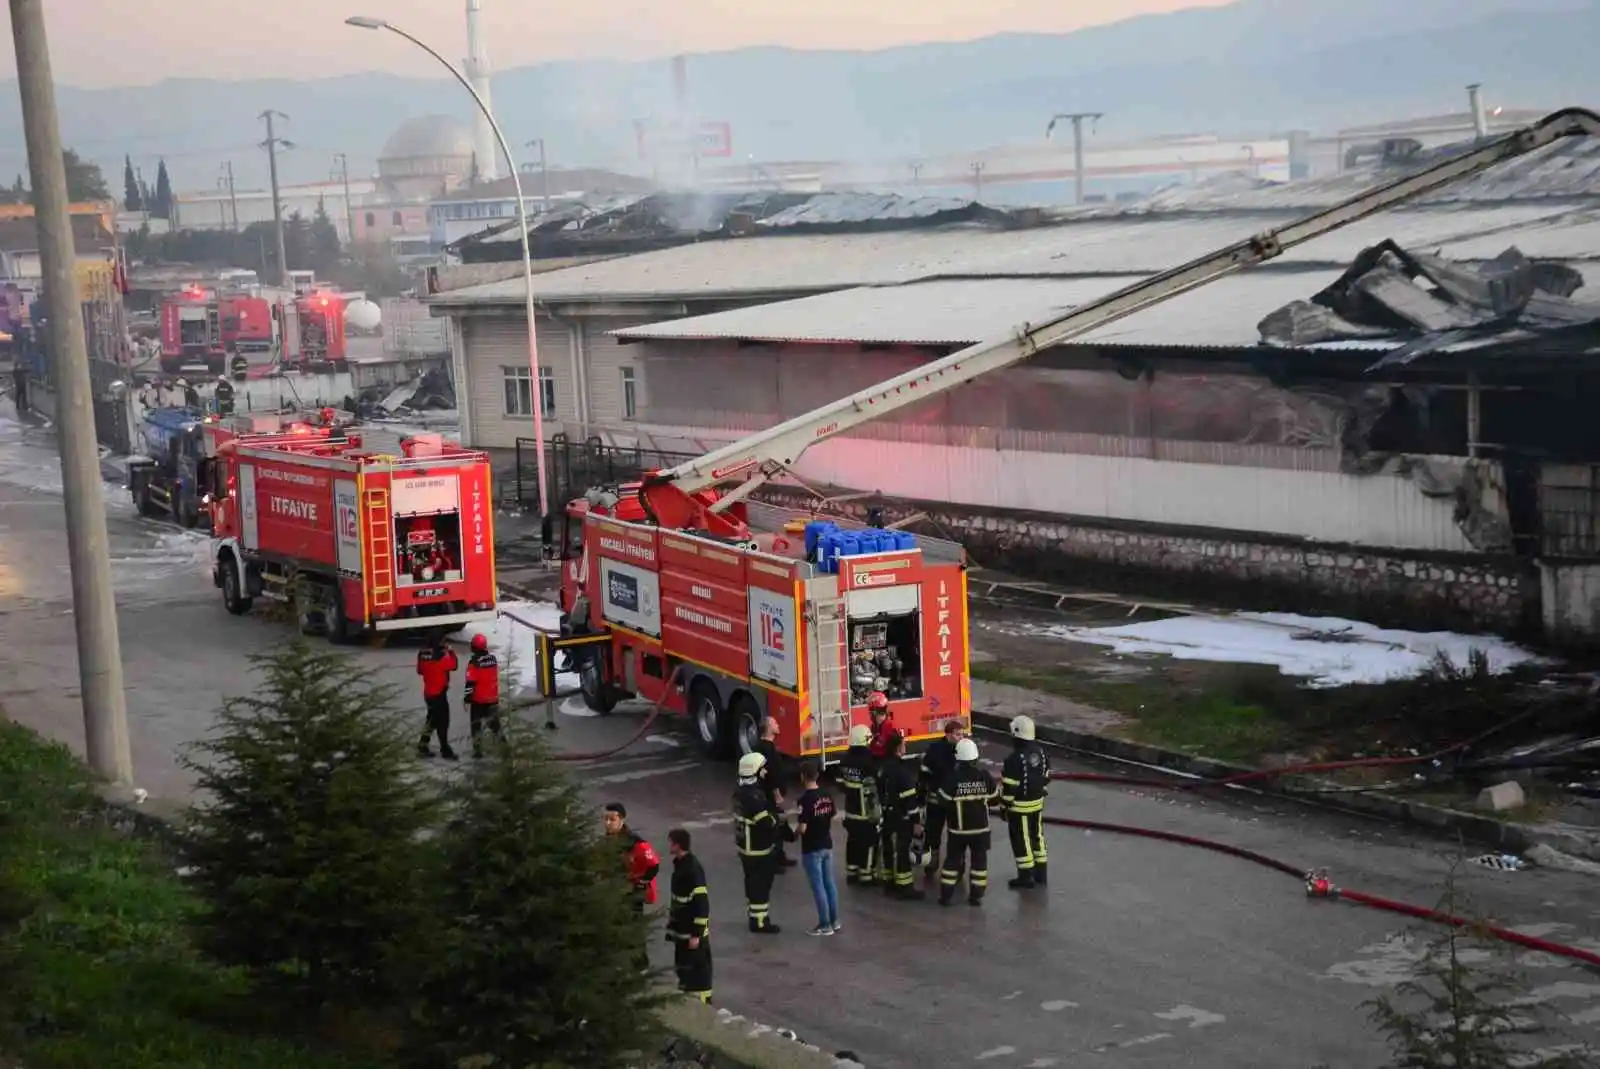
364 487 396 612
641 108 1600 508
807 588 852 766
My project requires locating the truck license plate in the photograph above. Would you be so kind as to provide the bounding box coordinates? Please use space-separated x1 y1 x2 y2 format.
414 586 449 599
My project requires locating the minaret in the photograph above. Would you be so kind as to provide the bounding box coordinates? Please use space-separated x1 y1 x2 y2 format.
464 0 498 180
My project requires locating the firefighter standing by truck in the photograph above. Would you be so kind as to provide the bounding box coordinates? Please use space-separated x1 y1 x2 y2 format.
936 738 999 907
464 633 505 758
919 719 965 878
877 732 925 900
837 725 881 885
416 634 459 760
666 827 712 1003
1001 715 1051 889
866 691 897 759
732 752 783 934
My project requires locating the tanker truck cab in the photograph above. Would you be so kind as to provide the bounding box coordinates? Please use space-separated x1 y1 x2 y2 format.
127 407 210 528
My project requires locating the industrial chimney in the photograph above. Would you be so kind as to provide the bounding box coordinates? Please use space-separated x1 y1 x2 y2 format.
465 0 498 179
1467 83 1489 140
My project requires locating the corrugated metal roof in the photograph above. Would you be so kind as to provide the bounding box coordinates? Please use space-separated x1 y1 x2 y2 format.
429 205 1597 308
610 269 1348 349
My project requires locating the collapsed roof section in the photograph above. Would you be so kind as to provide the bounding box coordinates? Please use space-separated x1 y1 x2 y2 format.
448 190 1031 263
1257 241 1600 367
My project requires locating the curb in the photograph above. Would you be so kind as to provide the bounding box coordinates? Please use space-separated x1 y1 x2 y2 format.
968 709 1537 855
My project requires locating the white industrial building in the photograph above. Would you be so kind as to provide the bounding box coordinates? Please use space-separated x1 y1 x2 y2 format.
171 178 378 241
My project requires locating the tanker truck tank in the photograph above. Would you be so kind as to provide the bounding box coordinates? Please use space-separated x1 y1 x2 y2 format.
127 405 210 528
344 298 381 334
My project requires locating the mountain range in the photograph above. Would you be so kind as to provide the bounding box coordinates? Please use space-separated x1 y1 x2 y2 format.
1 0 1597 193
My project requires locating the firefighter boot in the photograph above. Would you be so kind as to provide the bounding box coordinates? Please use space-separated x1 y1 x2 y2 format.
1008 872 1036 891
1033 862 1048 887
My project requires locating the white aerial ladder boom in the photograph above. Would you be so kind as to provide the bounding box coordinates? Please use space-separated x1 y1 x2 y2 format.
644 107 1600 513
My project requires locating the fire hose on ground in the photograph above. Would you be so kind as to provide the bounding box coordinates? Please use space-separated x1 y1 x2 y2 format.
493 611 1599 967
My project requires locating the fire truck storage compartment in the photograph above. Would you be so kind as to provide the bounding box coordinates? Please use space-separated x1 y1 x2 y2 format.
846 583 923 703
179 306 210 349
392 472 464 587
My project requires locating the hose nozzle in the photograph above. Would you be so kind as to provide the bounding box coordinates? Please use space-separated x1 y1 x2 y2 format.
1305 867 1337 898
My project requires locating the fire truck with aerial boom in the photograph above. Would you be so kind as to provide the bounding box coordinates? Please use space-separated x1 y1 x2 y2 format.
206 429 497 641
554 106 1600 764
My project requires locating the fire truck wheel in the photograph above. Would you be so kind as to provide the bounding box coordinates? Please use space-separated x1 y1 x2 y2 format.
220 558 253 616
133 474 160 519
324 588 356 645
578 651 619 715
690 680 734 760
729 693 763 757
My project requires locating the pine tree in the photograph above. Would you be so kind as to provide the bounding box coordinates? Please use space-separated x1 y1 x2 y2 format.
122 155 141 211
405 725 666 1068
152 159 173 219
180 640 438 1011
1364 857 1591 1068
310 197 342 275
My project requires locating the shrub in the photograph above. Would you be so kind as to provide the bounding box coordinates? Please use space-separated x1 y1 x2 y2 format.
181 639 438 1012
405 722 665 1068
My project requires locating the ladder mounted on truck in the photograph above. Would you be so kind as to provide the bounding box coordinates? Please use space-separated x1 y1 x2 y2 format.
637 107 1600 524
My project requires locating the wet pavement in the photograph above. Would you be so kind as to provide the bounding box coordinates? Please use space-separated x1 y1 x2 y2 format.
3 406 1600 1068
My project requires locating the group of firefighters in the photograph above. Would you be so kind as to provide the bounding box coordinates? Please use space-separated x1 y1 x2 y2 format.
414 632 505 760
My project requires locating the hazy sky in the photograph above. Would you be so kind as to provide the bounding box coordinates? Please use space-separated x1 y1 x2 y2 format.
0 0 1229 88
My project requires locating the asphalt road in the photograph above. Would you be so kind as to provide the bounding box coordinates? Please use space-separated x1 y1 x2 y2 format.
3 407 1600 1068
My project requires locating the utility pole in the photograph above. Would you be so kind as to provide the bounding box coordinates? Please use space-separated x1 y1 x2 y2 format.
970 161 984 198
332 152 356 246
8 0 132 785
259 110 292 285
526 138 549 213
220 160 238 230
1046 111 1104 205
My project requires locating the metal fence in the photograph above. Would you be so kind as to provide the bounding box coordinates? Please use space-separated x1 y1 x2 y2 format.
512 433 700 512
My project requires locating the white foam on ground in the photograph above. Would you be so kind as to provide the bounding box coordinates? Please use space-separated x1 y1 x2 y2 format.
454 599 578 696
1034 611 1546 688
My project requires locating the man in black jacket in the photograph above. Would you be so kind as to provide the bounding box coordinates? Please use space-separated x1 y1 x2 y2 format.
753 715 795 869
732 752 783 933
1001 715 1052 889
665 827 712 1003
836 725 880 885
919 719 965 877
937 738 999 907
877 732 925 901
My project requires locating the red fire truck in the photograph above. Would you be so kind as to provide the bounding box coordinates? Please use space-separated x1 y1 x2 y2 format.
219 294 274 358
278 290 347 370
208 431 496 640
159 285 223 373
555 106 1600 764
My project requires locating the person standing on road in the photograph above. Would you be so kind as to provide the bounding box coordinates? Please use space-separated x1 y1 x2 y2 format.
732 752 782 934
416 633 459 760
213 375 235 416
605 802 661 971
796 761 840 936
837 725 881 885
464 633 505 758
665 827 712 1003
1001 715 1051 889
919 719 965 878
10 360 27 415
877 732 925 900
754 716 796 870
937 738 998 907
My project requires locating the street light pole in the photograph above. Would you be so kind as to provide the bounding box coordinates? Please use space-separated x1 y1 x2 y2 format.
345 15 548 521
9 0 132 785
526 138 549 214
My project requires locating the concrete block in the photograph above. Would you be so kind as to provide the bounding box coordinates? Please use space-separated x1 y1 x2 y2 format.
1477 780 1526 813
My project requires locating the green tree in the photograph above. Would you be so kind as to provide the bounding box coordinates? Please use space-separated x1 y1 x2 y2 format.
405 726 665 1068
310 197 342 275
1365 858 1591 1068
61 148 108 201
0 175 23 206
180 640 438 1011
122 154 141 211
153 158 173 219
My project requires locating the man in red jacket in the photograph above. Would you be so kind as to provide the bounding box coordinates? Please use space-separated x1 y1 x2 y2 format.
464 633 504 758
605 802 660 971
866 691 897 760
416 633 459 760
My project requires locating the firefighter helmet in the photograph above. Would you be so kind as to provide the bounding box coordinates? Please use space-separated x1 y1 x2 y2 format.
471 633 489 652
848 725 871 748
955 738 980 762
737 752 767 778
1010 715 1036 741
867 691 890 714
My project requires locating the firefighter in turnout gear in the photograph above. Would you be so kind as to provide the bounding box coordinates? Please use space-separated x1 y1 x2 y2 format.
1001 715 1051 889
732 752 783 933
919 719 965 877
836 725 881 884
877 732 925 900
936 737 999 906
416 635 459 760
464 633 504 758
666 828 712 1003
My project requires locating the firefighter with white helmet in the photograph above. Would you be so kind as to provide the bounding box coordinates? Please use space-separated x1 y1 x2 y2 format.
1000 715 1052 889
935 736 999 906
732 751 782 933
836 724 881 884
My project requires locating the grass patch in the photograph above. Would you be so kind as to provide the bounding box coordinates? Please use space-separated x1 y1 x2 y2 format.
0 720 387 1069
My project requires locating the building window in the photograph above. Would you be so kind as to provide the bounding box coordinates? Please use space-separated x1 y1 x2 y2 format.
392 210 402 226
364 212 375 227
621 366 637 420
504 364 556 418
538 365 555 416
